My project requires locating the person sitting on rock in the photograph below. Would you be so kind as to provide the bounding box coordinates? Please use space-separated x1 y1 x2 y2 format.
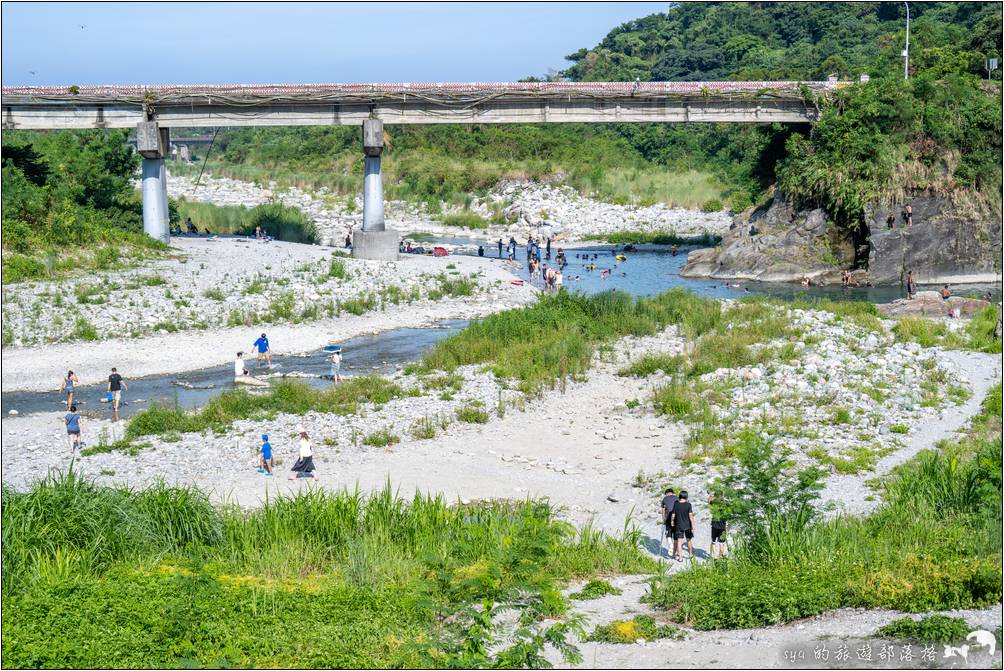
940 284 952 300
186 217 197 234
887 214 896 229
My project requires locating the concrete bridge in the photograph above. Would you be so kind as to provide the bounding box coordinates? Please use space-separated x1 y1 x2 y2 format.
1 81 847 259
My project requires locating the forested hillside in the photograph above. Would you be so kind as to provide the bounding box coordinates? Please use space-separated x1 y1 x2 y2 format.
1 130 167 282
194 1 1002 222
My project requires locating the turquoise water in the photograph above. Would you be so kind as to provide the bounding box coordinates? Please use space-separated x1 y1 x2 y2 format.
474 244 1002 304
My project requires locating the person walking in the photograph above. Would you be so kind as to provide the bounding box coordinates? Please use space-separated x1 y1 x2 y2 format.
253 333 272 369
660 488 678 557
258 434 273 475
60 370 78 408
289 430 317 480
708 493 727 559
65 404 82 453
107 367 127 421
670 490 696 562
906 270 917 299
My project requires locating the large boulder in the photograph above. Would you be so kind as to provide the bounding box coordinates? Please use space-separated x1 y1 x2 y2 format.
866 197 1003 285
680 193 852 283
876 291 992 317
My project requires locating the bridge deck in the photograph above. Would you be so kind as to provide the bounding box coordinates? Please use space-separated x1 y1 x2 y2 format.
2 81 843 128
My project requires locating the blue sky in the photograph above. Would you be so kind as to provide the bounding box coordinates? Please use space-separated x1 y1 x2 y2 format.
2 2 666 85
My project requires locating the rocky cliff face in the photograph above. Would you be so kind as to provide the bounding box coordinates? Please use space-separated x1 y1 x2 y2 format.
865 196 1003 285
680 194 853 284
682 193 1002 287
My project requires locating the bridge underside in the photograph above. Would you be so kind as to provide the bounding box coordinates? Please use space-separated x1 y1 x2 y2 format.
2 97 819 128
1 81 835 129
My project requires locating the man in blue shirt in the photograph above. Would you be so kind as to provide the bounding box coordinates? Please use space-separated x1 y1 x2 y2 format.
253 333 271 369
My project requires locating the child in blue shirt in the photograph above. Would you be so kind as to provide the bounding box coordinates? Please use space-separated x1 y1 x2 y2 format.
258 434 273 475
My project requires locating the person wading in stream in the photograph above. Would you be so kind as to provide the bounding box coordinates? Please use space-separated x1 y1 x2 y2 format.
60 370 78 408
253 333 272 369
108 367 127 421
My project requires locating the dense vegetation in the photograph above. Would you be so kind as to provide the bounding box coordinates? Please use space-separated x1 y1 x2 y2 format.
189 2 1001 225
416 288 721 394
2 130 167 283
1 478 651 667
175 200 319 244
647 383 1003 630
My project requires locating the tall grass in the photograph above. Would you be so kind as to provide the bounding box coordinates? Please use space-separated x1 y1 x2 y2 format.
419 288 721 394
892 305 1003 353
646 384 1003 630
124 378 402 442
2 478 653 667
174 199 319 244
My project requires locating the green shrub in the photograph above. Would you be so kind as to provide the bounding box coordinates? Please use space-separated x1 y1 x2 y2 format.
876 615 971 643
362 429 400 447
569 578 622 601
587 615 682 643
1 254 47 283
328 258 348 280
439 211 489 229
456 403 490 424
701 198 723 212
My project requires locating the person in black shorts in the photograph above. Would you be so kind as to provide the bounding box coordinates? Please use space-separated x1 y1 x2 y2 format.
708 493 727 559
660 488 678 555
670 490 695 562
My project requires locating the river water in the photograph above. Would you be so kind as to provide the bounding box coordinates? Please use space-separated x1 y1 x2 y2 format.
6 241 998 419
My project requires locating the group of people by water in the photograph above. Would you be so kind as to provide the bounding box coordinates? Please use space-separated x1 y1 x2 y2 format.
61 366 128 453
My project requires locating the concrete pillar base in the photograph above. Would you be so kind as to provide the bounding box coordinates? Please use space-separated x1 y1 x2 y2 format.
352 228 399 261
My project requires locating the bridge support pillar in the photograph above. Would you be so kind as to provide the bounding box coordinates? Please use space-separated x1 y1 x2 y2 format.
137 122 170 244
353 119 398 261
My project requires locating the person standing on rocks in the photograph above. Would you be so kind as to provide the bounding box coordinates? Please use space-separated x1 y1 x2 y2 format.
670 490 696 562
907 270 918 299
289 430 317 480
258 434 273 475
65 404 82 453
660 488 678 555
546 237 551 260
60 370 78 408
107 367 127 422
904 203 913 227
253 333 272 369
498 238 504 259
